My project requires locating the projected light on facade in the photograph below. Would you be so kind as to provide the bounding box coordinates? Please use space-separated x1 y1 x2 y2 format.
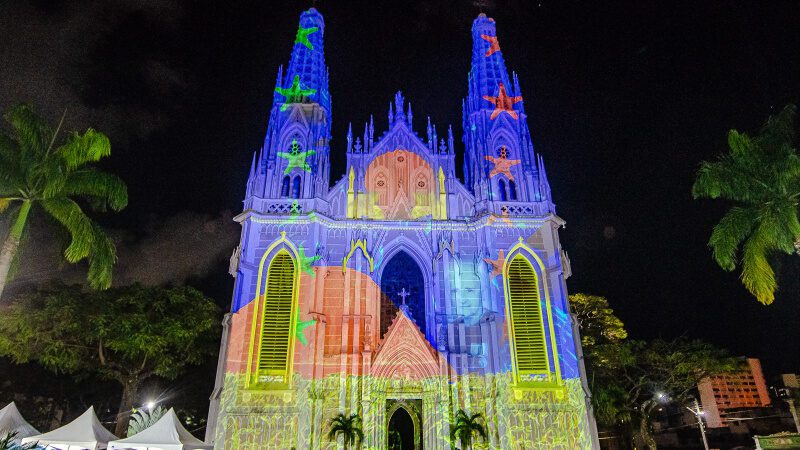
207 8 596 450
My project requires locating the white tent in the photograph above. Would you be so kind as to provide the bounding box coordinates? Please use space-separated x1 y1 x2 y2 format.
107 408 212 450
21 406 117 450
0 402 39 442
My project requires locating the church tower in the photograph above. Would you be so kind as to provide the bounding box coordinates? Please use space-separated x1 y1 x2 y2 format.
208 8 598 449
245 7 331 206
463 14 552 215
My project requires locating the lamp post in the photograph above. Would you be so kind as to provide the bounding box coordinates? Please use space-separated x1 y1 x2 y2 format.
685 397 710 450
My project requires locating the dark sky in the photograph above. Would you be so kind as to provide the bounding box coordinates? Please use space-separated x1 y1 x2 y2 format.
2 0 799 378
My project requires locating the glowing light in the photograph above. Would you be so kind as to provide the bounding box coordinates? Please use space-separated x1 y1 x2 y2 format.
485 146 521 181
484 249 506 279
275 75 317 108
297 247 320 276
294 25 318 50
483 82 523 120
145 401 155 409
294 310 315 346
480 33 501 56
277 139 315 174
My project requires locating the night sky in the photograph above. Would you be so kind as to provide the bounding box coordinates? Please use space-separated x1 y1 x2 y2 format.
1 0 798 382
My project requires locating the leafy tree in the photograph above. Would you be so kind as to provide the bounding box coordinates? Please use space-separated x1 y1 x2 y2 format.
569 293 628 348
591 339 737 449
571 293 736 449
693 104 799 304
450 409 487 450
327 412 363 450
570 294 632 445
0 104 127 301
0 283 219 436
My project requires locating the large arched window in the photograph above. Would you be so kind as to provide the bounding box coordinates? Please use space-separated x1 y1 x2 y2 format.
498 179 508 201
291 176 302 199
509 180 517 201
506 255 549 383
281 176 290 197
256 252 297 383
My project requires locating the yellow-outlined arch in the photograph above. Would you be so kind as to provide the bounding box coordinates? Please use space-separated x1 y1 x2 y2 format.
246 231 301 388
502 237 563 391
342 238 374 273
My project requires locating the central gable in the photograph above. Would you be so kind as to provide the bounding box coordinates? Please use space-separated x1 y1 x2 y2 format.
372 310 442 379
365 149 435 219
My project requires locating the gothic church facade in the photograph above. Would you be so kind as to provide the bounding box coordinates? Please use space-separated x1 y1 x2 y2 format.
208 8 597 449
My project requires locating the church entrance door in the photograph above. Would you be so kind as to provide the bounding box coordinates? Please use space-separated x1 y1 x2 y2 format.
387 401 421 450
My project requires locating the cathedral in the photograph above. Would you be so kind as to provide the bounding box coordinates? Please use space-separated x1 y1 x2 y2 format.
207 7 598 449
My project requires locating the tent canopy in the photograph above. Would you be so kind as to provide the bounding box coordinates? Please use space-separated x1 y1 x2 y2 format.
108 408 212 450
21 406 117 450
0 402 39 442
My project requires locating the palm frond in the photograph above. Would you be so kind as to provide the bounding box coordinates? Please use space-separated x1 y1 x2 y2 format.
0 431 39 450
692 157 768 203
727 129 753 157
740 226 777 305
39 197 94 262
63 169 128 212
4 104 51 159
128 405 166 436
87 223 117 290
708 207 757 271
0 135 22 187
755 104 796 151
58 129 111 170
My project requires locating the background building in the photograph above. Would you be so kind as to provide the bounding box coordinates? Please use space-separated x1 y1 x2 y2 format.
206 8 597 449
698 357 771 428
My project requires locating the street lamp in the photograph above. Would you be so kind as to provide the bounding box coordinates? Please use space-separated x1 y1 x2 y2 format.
685 397 710 450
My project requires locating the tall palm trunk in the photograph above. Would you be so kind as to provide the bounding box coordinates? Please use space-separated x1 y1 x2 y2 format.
0 201 31 301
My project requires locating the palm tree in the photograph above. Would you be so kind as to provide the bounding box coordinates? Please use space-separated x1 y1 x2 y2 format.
0 104 127 301
693 104 800 304
327 412 364 450
0 432 38 450
450 409 487 450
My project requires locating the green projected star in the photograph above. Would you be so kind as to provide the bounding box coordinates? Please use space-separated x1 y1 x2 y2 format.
275 75 317 108
278 139 315 174
295 25 318 50
298 247 321 276
295 310 316 346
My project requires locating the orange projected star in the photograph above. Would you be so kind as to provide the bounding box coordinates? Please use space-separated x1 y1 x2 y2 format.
484 250 505 279
488 206 512 226
483 82 522 120
481 34 501 57
485 147 521 181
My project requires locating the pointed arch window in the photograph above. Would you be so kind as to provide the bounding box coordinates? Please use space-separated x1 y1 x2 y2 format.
509 180 517 200
505 255 553 385
281 176 291 197
291 176 302 199
498 179 508 201
255 251 297 384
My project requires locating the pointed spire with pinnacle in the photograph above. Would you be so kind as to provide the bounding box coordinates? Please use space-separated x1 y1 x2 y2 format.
346 122 353 153
467 13 515 114
275 8 329 112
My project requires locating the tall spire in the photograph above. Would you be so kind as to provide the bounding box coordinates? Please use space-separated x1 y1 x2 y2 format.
275 8 330 112
467 13 515 114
